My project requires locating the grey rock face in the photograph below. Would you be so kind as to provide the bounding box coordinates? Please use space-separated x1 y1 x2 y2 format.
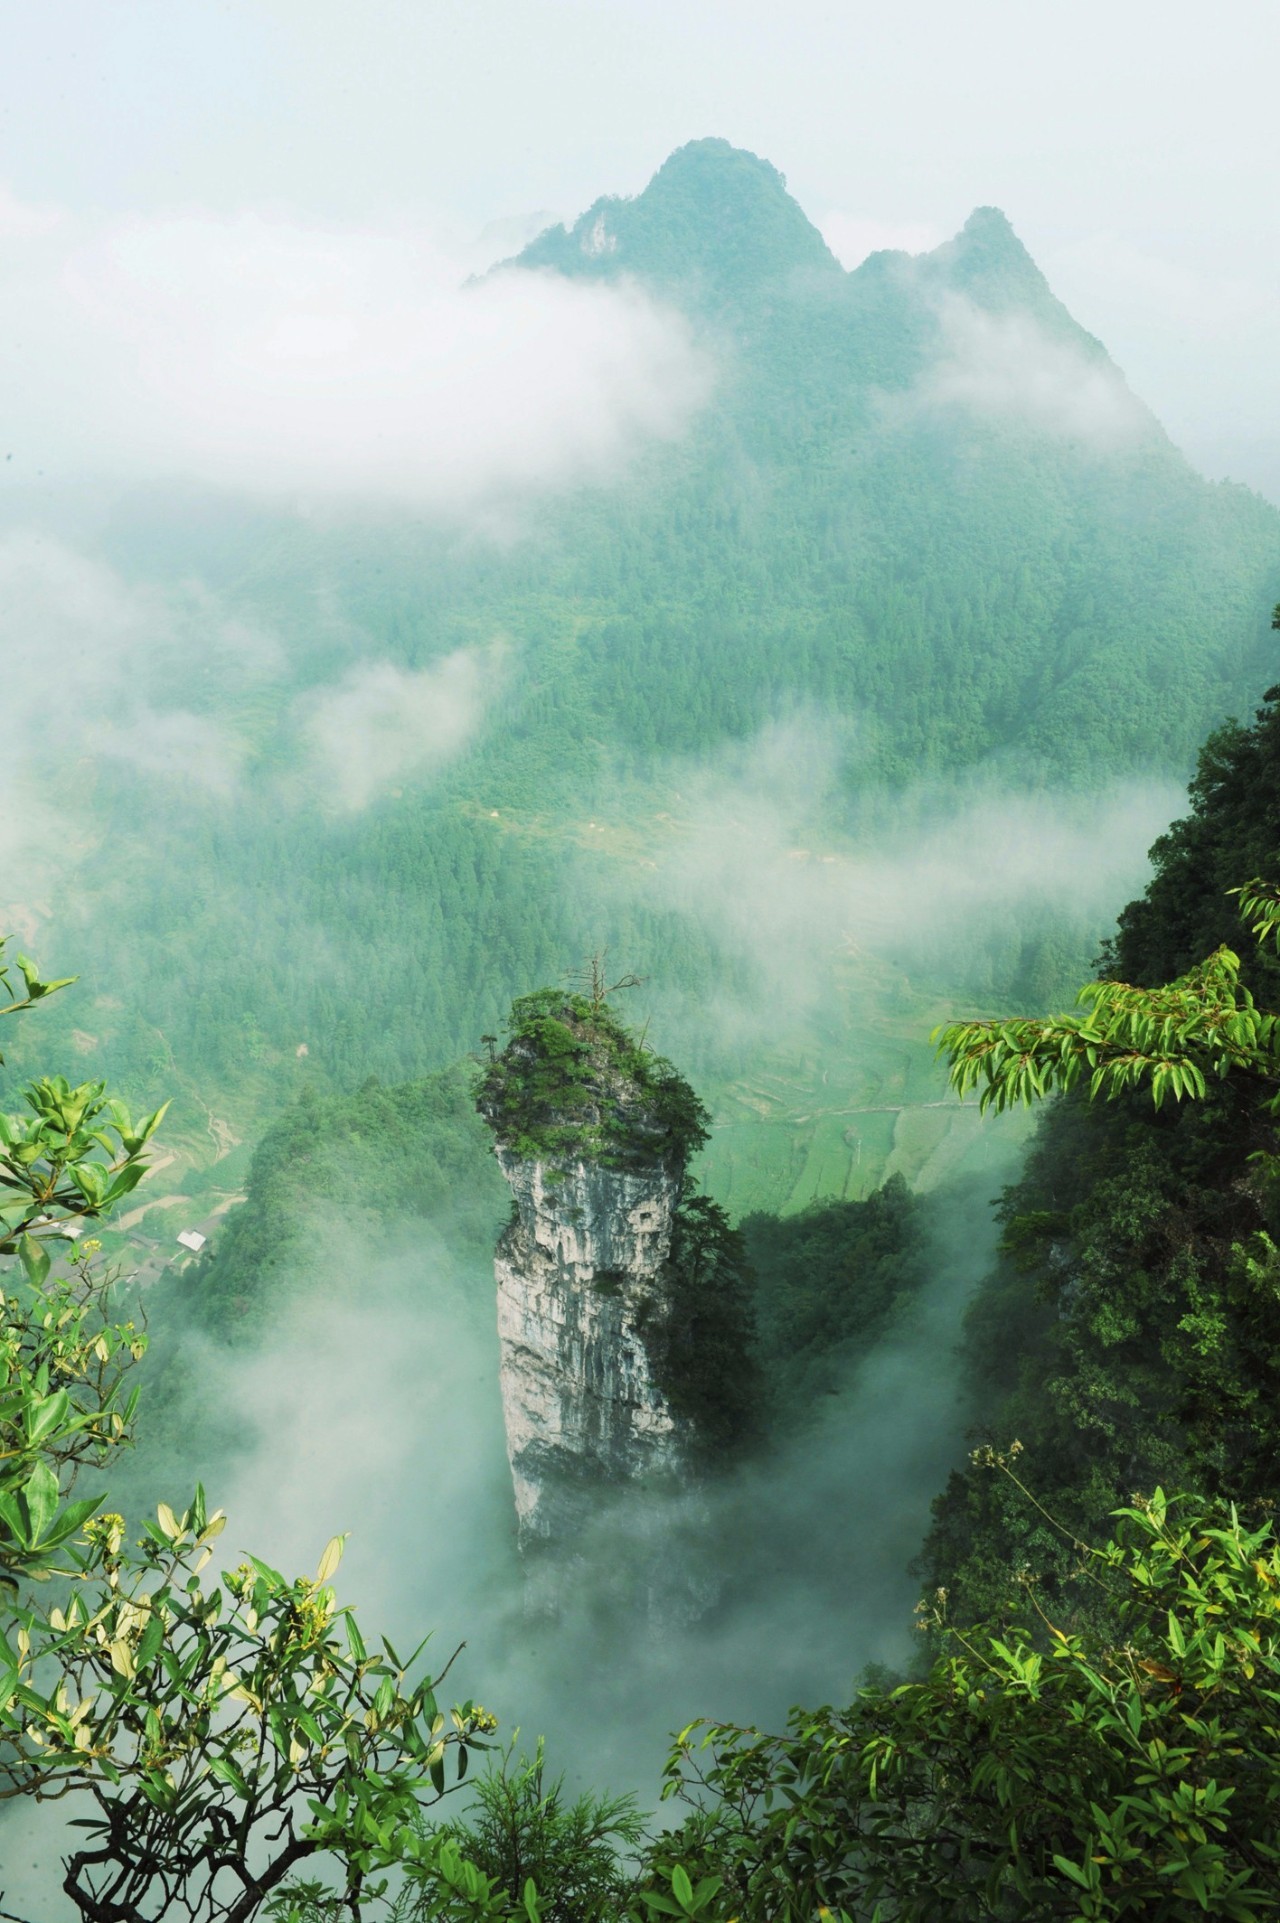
493 1148 685 1548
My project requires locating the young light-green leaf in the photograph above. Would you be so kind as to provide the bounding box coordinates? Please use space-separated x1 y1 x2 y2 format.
316 1534 346 1585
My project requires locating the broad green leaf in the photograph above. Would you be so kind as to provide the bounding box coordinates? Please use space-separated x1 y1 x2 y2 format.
25 1388 71 1447
206 1755 250 1797
44 1492 105 1548
0 1491 31 1549
17 1235 50 1287
136 1612 164 1671
23 1460 59 1544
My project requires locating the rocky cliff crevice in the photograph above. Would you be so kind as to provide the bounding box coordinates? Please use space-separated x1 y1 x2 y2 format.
477 987 709 1552
494 1149 684 1548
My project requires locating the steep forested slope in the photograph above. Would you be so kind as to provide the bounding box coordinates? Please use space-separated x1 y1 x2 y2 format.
515 140 1278 780
919 682 1280 1625
5 137 1278 1233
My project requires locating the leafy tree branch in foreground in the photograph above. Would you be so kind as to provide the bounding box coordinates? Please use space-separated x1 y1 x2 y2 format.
0 942 494 1923
655 1480 1280 1921
933 875 1280 1115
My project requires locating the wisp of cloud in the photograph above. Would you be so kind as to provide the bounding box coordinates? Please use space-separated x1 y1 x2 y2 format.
0 210 713 514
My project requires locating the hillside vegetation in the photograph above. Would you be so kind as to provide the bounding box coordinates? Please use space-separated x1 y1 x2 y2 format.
920 676 1280 1626
4 139 1277 1242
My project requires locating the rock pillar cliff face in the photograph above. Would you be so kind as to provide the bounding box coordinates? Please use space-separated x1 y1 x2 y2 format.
476 988 711 1552
493 1149 684 1549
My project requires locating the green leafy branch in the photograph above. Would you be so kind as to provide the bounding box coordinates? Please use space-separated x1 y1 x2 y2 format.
1232 876 1280 954
934 891 1280 1114
0 1249 148 1593
0 936 75 1047
0 941 515 1923
0 932 168 1267
1 1496 495 1923
0 1076 169 1264
653 1486 1280 1919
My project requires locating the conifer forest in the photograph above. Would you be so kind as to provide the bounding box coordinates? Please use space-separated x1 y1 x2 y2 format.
4 10 1280 1917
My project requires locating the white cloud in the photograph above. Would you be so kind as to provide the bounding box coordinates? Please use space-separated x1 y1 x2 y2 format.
0 181 64 239
0 532 502 928
298 647 502 810
0 211 711 512
92 708 249 800
197 1201 1017 1810
0 534 271 901
0 529 278 708
621 717 1182 1042
902 296 1152 448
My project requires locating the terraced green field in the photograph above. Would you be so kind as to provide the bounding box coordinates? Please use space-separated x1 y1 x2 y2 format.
695 955 1032 1218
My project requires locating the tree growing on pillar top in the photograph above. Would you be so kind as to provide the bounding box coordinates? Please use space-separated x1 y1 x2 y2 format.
564 949 647 1016
476 986 708 1172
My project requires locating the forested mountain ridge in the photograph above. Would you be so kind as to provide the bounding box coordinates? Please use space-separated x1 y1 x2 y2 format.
516 138 845 299
4 138 1278 1229
503 138 1277 782
520 138 1093 345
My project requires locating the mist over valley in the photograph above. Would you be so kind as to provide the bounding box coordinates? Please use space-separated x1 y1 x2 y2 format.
4 33 1280 1915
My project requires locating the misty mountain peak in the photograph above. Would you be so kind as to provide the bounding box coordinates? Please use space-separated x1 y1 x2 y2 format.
960 204 1022 247
921 203 1101 347
952 206 1043 291
515 137 840 301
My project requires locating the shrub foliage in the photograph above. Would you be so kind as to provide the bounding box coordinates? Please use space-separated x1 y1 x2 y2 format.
476 991 709 1171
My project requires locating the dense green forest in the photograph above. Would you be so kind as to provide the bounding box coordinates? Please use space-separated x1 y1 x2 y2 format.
919 674 1280 1627
4 140 1278 1261
12 676 1280 1919
9 134 1280 1921
741 1173 927 1413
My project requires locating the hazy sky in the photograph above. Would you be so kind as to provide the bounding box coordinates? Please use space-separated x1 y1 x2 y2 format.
2 0 1278 497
